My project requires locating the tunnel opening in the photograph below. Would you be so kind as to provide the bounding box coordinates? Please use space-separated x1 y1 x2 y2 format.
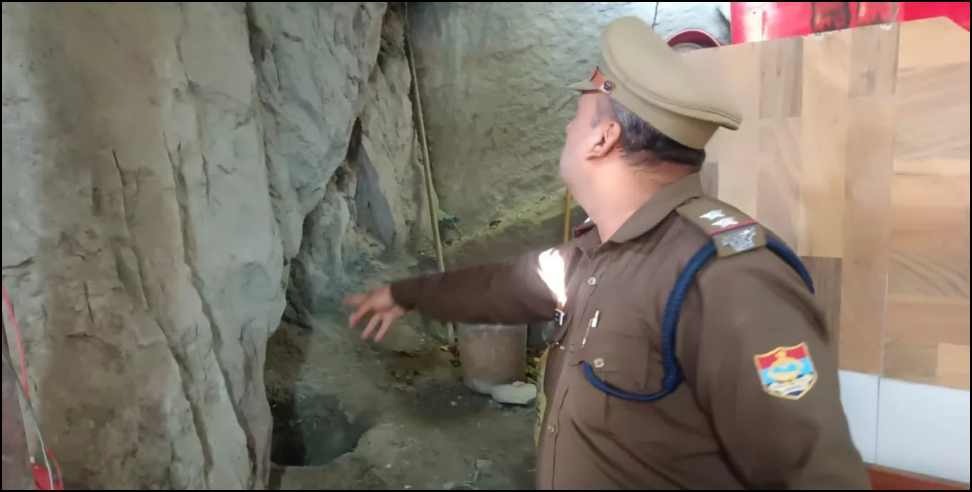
265 319 377 469
269 392 371 467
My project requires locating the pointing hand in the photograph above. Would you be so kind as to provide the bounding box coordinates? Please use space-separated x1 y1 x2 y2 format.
344 285 408 342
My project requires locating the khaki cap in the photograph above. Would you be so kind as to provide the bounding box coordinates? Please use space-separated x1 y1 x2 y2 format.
569 17 742 150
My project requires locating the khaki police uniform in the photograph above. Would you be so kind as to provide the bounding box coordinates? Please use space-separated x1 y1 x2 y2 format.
390 16 870 490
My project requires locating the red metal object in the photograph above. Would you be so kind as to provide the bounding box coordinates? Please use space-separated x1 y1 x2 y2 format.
667 29 722 51
33 458 65 491
867 465 970 490
731 2 970 44
899 1 971 28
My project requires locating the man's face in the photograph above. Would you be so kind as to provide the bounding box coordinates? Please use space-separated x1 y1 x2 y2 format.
558 93 599 190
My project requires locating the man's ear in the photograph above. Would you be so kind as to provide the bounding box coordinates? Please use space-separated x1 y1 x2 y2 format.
588 120 622 159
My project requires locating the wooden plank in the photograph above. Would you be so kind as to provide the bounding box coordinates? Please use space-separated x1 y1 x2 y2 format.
936 343 971 390
757 117 802 248
883 337 971 389
754 36 806 249
758 36 803 118
888 173 970 298
799 28 851 258
837 23 899 374
895 62 971 161
886 297 972 347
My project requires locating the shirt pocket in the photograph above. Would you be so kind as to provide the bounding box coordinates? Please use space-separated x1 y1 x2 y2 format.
563 328 657 436
569 308 660 396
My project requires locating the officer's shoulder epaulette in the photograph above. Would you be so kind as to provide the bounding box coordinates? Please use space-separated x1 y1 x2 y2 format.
676 196 766 257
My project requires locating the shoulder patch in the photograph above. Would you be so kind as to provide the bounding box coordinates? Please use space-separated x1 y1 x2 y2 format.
753 343 817 400
676 197 766 257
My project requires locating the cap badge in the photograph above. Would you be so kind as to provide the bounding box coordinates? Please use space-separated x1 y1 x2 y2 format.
589 67 615 94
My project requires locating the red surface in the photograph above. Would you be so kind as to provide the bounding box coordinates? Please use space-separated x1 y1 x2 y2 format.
755 343 810 369
868 465 969 490
731 2 970 44
901 1 970 30
667 29 722 48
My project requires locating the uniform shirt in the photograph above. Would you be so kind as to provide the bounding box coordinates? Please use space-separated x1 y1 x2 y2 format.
391 172 870 490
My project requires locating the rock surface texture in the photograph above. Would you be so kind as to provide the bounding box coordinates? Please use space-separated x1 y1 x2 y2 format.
2 2 435 488
407 2 729 260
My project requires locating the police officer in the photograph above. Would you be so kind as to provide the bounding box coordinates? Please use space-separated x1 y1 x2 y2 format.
345 16 870 490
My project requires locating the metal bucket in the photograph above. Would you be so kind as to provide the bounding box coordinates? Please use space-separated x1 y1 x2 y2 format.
457 324 527 394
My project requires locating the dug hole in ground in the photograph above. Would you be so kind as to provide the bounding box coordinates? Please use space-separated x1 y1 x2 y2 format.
264 314 544 490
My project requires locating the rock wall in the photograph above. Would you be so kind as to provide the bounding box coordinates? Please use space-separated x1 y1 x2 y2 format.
252 3 434 319
407 2 729 260
3 3 270 487
2 2 430 488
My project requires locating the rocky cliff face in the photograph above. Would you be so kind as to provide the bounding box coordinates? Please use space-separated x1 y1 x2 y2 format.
2 2 431 488
407 2 729 261
250 3 434 319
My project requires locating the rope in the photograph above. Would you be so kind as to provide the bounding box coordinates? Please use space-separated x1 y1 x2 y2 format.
403 4 455 345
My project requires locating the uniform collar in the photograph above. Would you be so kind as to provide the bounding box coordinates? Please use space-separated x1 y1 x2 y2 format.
576 172 704 251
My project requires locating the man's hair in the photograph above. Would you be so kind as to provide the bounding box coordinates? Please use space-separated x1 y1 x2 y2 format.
605 99 707 168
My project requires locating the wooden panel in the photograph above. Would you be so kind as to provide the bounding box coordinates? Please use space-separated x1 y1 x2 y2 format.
692 19 969 384
885 22 971 388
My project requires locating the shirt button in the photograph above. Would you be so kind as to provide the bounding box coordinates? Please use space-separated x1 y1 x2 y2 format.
547 425 556 434
587 276 597 286
593 357 605 369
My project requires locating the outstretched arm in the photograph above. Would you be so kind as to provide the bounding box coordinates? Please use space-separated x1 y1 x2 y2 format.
345 246 568 341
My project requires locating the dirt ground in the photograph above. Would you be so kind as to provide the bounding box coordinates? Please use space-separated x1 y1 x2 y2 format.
265 316 537 490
